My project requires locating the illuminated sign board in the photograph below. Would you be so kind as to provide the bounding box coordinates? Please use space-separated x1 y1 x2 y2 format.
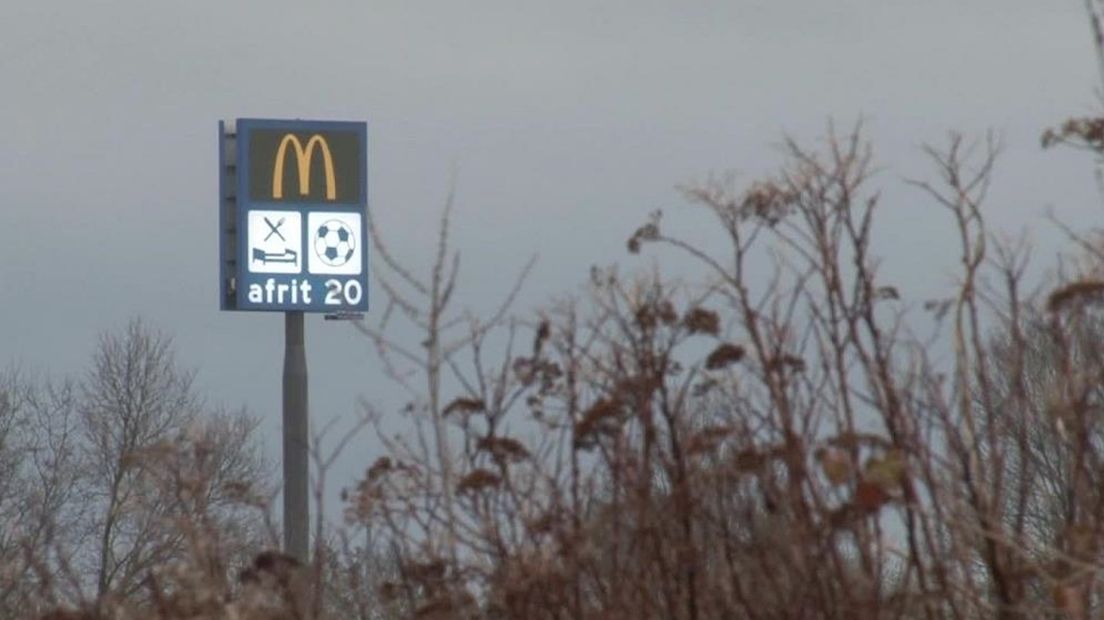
219 119 368 312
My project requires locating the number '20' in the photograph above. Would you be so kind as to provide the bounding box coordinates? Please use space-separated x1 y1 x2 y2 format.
324 279 363 305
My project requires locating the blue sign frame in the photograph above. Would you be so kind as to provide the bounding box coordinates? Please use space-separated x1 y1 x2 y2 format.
220 118 369 313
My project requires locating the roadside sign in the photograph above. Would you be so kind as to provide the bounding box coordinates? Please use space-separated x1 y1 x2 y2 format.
219 119 369 312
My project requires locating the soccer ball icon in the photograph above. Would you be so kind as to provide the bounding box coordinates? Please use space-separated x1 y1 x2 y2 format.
313 220 356 267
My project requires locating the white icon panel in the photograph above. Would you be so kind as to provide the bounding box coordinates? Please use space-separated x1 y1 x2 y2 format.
247 210 302 274
307 212 362 275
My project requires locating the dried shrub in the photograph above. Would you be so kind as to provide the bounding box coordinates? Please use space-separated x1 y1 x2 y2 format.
456 469 501 495
1046 279 1104 313
704 343 745 369
682 307 721 336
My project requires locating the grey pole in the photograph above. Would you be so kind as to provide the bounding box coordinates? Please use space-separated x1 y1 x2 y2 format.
283 311 309 562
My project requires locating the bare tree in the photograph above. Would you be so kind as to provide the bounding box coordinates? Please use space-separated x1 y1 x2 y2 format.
78 319 205 598
0 323 273 618
354 188 534 561
0 370 31 616
0 370 87 618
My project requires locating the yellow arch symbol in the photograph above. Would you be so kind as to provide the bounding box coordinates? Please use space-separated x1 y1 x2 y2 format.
272 134 336 200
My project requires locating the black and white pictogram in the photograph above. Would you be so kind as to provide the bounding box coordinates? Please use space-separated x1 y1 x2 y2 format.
307 212 362 275
248 210 302 274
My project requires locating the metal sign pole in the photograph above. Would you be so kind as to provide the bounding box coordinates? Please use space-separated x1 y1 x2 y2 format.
283 310 309 562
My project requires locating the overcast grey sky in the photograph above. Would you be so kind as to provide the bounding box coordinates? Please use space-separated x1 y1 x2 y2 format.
1 1 1101 504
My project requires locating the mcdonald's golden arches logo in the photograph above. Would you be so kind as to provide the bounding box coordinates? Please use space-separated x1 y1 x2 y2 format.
242 122 362 205
272 134 336 201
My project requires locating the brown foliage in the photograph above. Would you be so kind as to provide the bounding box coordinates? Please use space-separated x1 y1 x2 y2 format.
704 343 745 369
342 116 1104 619
1047 279 1104 313
682 307 721 336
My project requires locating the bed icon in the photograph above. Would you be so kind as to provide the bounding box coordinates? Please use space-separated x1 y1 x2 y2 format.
253 247 298 265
